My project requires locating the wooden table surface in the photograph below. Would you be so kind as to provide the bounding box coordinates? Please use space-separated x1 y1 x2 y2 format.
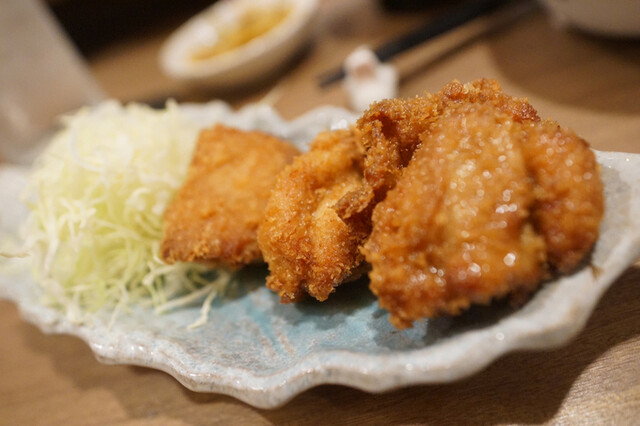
2 1 640 424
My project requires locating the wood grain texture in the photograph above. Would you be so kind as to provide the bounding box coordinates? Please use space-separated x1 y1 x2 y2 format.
2 0 640 424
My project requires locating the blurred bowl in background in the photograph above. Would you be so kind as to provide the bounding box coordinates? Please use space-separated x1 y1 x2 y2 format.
540 0 640 37
159 0 318 89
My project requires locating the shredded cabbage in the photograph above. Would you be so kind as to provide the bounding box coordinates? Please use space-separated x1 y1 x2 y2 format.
22 100 230 325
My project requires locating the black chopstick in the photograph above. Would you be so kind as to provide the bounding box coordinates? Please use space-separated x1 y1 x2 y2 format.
318 0 514 88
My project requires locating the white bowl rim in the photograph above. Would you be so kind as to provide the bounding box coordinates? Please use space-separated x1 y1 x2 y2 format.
160 0 319 80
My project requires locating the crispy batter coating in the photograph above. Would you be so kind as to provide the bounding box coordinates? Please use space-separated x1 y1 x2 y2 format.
521 121 604 272
364 101 603 328
257 129 367 302
161 79 603 327
161 124 299 268
336 78 539 231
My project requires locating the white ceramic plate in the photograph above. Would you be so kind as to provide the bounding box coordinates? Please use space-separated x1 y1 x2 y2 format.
1 103 640 409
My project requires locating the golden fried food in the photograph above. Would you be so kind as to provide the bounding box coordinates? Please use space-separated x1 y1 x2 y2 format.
364 101 603 328
336 79 539 228
520 120 604 272
257 129 367 302
161 124 299 268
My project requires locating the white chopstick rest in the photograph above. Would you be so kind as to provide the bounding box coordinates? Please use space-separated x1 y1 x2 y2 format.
343 46 399 112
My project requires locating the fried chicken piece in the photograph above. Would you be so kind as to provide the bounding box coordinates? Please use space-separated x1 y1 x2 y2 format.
257 129 367 302
360 78 538 195
336 79 539 230
161 124 299 268
364 102 603 328
520 121 604 272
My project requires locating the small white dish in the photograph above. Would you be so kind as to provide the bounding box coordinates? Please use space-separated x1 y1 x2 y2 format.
160 0 319 88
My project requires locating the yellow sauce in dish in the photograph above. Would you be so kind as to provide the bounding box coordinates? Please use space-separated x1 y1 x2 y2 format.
191 4 291 62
